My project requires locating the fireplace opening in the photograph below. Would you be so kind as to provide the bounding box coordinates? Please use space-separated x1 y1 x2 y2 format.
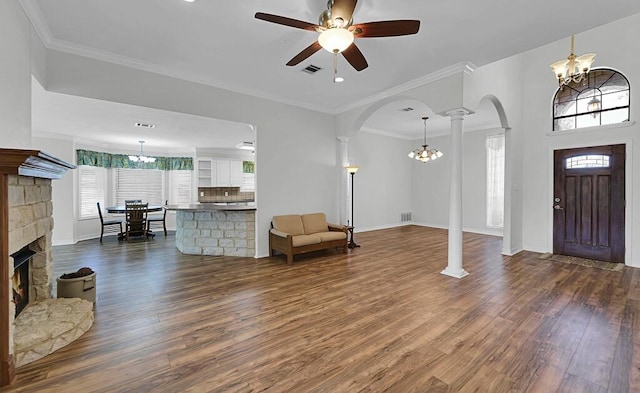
11 246 34 318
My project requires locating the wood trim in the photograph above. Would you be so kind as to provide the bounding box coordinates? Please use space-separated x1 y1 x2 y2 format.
0 174 14 386
0 149 76 179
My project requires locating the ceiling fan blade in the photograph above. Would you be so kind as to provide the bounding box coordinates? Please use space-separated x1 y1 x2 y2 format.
255 12 319 32
286 41 323 66
331 0 358 24
342 43 368 71
352 20 420 37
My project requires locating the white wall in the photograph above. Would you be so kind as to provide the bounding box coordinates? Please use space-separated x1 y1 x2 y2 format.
42 49 338 257
0 1 34 148
515 13 640 266
347 131 413 231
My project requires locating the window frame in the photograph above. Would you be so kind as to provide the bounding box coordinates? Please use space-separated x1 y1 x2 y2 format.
552 67 630 131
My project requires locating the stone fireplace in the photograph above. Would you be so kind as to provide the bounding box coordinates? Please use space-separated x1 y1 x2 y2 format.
0 149 75 386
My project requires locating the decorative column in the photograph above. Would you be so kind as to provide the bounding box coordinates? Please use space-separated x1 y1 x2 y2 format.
337 136 350 225
441 109 471 279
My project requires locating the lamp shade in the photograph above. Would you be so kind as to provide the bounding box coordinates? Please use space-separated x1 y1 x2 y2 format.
345 165 359 174
318 28 354 53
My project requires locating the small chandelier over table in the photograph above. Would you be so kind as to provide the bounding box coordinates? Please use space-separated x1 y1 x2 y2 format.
129 140 156 163
408 116 443 163
550 34 596 88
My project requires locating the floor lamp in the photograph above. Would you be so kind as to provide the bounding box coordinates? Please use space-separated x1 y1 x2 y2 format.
345 165 360 249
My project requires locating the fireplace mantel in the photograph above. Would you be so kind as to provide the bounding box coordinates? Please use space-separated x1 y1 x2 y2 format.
0 148 75 386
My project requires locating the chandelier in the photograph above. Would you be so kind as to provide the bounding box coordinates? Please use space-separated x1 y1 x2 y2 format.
129 140 156 163
550 35 596 88
408 117 443 163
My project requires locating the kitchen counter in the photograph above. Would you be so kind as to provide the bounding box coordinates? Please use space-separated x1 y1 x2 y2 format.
169 204 255 257
166 203 256 212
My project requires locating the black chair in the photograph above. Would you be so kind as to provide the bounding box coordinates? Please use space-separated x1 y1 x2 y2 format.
125 202 149 241
97 202 123 242
147 200 168 236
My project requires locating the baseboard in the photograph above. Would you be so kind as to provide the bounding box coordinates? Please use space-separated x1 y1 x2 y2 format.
410 222 504 238
354 222 412 233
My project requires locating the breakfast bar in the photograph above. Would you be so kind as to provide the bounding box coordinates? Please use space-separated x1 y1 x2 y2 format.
166 203 256 257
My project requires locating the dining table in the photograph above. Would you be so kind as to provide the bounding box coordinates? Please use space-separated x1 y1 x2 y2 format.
105 205 164 240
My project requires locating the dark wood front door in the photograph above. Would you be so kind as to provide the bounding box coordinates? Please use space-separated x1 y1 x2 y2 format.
553 144 625 262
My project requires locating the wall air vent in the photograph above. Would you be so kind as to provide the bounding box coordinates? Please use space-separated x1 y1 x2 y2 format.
302 65 322 74
135 122 156 129
400 107 414 112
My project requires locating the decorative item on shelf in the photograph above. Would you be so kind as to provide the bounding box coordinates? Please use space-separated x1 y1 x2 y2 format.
408 116 443 163
550 34 596 88
128 140 156 163
345 164 360 249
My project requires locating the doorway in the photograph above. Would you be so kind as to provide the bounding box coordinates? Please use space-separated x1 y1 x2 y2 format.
553 144 625 262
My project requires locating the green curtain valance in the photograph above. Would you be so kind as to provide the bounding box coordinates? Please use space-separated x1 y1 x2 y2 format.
76 149 193 170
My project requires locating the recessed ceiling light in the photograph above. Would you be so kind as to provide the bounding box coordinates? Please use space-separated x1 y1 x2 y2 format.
333 77 344 83
184 0 195 2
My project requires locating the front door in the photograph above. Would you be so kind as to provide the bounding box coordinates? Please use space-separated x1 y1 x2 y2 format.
553 144 625 262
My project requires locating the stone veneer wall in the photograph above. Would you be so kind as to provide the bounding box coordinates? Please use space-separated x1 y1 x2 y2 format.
176 210 255 257
7 175 54 355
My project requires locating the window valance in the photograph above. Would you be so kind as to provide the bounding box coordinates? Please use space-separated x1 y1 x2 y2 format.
76 149 193 170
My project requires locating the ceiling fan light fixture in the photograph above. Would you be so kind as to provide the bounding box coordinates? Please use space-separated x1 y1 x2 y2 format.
318 28 354 53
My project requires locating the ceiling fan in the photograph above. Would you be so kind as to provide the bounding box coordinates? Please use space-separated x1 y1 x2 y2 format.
255 0 420 73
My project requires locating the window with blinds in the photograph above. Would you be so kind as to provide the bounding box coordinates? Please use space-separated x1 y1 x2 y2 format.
79 165 107 219
114 168 164 206
168 170 192 205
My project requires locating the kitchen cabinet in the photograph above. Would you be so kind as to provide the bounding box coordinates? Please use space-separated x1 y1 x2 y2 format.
197 158 243 187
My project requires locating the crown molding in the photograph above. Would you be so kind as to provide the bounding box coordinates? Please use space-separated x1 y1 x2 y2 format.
20 0 476 117
337 62 477 114
359 126 418 141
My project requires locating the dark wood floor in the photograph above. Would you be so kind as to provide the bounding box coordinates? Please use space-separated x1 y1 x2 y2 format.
2 226 639 392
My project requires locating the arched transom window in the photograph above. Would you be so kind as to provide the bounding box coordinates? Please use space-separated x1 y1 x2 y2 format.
553 68 630 131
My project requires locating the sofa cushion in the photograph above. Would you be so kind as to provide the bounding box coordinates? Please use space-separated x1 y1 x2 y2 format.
301 213 328 235
291 234 322 247
316 231 347 242
272 215 305 236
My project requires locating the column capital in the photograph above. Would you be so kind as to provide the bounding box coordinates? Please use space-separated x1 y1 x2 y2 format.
337 136 350 143
438 107 474 120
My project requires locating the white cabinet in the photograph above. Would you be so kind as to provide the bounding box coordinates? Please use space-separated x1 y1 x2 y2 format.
215 160 230 186
229 160 243 187
197 159 215 187
197 158 243 187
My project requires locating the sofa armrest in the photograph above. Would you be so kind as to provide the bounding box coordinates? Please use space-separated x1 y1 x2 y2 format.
328 223 347 233
270 229 291 238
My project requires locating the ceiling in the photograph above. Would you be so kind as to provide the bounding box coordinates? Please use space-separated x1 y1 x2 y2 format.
22 0 640 146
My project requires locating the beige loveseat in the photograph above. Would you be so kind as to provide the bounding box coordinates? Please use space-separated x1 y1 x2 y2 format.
269 213 348 264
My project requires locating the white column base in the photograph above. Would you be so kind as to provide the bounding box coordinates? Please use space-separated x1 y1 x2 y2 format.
441 267 470 279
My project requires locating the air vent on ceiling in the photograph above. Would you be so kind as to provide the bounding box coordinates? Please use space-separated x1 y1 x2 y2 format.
400 107 414 112
135 122 156 129
302 64 322 74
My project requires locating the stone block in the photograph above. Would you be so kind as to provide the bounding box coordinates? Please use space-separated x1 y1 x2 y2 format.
180 211 194 221
32 202 47 220
181 220 198 229
228 212 246 222
198 221 218 229
195 238 218 247
17 176 34 186
234 222 247 230
224 248 247 257
31 253 47 269
220 222 234 230
219 239 235 248
24 186 41 205
40 185 52 201
8 175 18 185
213 212 227 221
202 247 224 256
195 212 212 221
248 240 256 249
31 269 49 285
8 186 25 207
182 229 201 237
181 246 203 255
210 230 223 239
235 239 247 248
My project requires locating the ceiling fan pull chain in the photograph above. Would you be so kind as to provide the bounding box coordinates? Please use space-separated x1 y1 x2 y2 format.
333 51 338 83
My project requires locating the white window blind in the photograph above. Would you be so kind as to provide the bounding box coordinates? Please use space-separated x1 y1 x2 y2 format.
79 165 107 219
241 173 255 192
114 168 164 206
486 134 505 228
168 170 192 205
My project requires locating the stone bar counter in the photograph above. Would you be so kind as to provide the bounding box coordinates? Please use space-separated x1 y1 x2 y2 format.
166 203 256 257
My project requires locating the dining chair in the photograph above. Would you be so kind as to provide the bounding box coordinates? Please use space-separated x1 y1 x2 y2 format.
97 202 123 242
147 200 168 236
125 202 149 241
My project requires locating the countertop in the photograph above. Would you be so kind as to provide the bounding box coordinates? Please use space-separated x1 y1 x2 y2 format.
165 203 256 212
